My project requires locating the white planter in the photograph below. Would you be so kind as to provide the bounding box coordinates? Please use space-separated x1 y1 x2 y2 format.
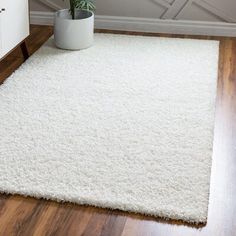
54 9 94 50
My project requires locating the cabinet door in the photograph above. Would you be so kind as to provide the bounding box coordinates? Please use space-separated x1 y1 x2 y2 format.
0 0 29 58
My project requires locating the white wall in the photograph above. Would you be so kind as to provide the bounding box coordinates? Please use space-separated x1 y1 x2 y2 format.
30 0 236 22
30 0 236 36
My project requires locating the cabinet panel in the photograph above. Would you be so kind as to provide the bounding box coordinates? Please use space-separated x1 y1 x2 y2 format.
0 0 29 58
0 12 2 58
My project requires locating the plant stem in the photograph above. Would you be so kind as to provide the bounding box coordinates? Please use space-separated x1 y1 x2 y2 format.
70 0 75 19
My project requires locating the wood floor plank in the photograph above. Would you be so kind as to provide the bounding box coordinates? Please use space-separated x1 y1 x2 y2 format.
0 25 235 236
100 213 127 236
58 206 95 236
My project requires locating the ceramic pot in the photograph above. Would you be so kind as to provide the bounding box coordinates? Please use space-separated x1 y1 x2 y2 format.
54 9 94 50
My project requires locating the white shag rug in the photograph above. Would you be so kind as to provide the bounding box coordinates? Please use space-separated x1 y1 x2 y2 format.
0 34 219 223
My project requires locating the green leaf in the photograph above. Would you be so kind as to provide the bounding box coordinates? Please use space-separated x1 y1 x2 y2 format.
65 0 96 18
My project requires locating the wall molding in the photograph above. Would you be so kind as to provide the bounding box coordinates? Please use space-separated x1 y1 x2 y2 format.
161 0 188 19
161 0 236 22
194 0 236 22
30 11 236 37
153 0 171 9
38 0 61 10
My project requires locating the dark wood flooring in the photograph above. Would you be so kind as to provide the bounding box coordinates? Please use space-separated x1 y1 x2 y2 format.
0 25 235 236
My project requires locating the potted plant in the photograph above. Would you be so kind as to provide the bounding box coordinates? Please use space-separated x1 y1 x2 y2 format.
54 0 95 50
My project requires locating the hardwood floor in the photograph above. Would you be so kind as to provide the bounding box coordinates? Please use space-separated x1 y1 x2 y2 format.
0 25 235 236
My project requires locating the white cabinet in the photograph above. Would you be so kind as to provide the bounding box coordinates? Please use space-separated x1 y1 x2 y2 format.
0 0 29 59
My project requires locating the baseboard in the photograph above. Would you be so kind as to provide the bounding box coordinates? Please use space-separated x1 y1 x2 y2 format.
30 11 236 37
30 11 54 26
